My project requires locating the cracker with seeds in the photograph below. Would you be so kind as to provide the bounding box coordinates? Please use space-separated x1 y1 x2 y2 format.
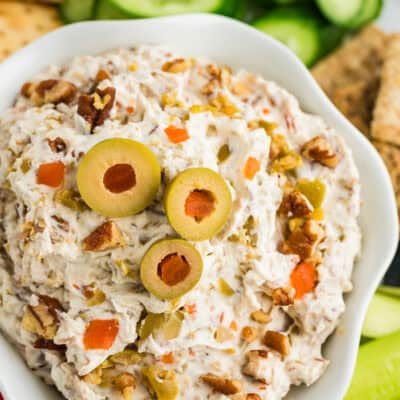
371 34 400 146
312 25 387 136
373 140 400 221
0 1 62 61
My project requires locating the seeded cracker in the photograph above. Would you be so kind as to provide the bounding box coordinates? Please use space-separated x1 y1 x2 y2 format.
373 140 400 222
0 1 62 61
372 34 400 146
312 25 387 136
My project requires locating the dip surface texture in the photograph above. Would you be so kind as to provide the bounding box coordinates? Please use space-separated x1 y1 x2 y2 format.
0 46 361 400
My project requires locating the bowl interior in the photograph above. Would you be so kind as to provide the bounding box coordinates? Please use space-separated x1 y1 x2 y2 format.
0 14 397 400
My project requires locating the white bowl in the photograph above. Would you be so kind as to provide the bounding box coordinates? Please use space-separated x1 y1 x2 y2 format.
0 14 397 400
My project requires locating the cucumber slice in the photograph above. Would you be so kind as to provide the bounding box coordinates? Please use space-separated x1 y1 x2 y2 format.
345 330 400 400
319 24 346 57
252 7 322 67
94 0 130 19
348 0 383 28
59 0 95 23
316 0 363 26
106 0 225 17
378 284 400 298
362 292 400 338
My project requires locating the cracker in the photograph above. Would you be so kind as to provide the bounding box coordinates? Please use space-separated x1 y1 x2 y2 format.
312 25 387 136
371 34 400 146
373 140 400 220
0 1 62 61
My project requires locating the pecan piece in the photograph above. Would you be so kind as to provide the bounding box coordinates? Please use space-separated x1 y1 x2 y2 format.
33 338 66 352
263 331 290 357
22 79 77 106
278 191 313 218
95 68 111 83
280 220 325 260
77 86 116 132
82 221 125 252
301 135 338 168
47 137 67 154
272 288 294 306
201 78 219 95
21 295 63 340
201 373 241 395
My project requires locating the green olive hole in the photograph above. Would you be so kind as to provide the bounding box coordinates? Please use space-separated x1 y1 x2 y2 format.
184 189 215 223
157 253 190 286
103 163 136 193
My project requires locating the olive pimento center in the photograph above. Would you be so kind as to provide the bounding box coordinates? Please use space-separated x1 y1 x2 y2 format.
103 163 136 193
184 189 216 222
157 253 191 286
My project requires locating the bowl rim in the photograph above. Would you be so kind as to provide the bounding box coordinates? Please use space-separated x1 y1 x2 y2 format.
0 13 398 400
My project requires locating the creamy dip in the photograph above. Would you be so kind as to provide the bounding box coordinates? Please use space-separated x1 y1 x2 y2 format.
0 45 361 400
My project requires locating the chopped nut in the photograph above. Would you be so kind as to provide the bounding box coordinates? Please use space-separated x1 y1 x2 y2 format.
82 221 125 252
210 94 239 117
272 288 293 306
278 191 313 218
242 350 270 381
250 309 271 324
33 338 66 351
280 220 325 260
23 79 77 106
263 331 290 357
202 78 219 95
47 137 67 154
162 58 190 73
114 372 136 399
232 80 250 96
21 295 63 339
201 373 241 395
219 67 232 86
207 63 220 77
269 133 289 160
77 86 116 132
301 135 338 168
240 326 258 342
51 215 70 232
246 394 262 400
95 69 110 83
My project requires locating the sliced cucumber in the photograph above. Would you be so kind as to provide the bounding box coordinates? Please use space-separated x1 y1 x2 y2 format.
348 0 383 28
253 7 322 67
378 284 400 298
345 330 400 400
319 24 346 57
94 0 130 19
106 0 226 17
362 292 400 338
316 0 363 27
59 0 95 23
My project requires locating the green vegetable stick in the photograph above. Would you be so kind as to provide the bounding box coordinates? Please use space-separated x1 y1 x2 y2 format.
345 330 400 400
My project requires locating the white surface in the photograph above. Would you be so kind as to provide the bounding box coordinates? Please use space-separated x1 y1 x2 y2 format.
0 13 397 400
377 0 400 31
